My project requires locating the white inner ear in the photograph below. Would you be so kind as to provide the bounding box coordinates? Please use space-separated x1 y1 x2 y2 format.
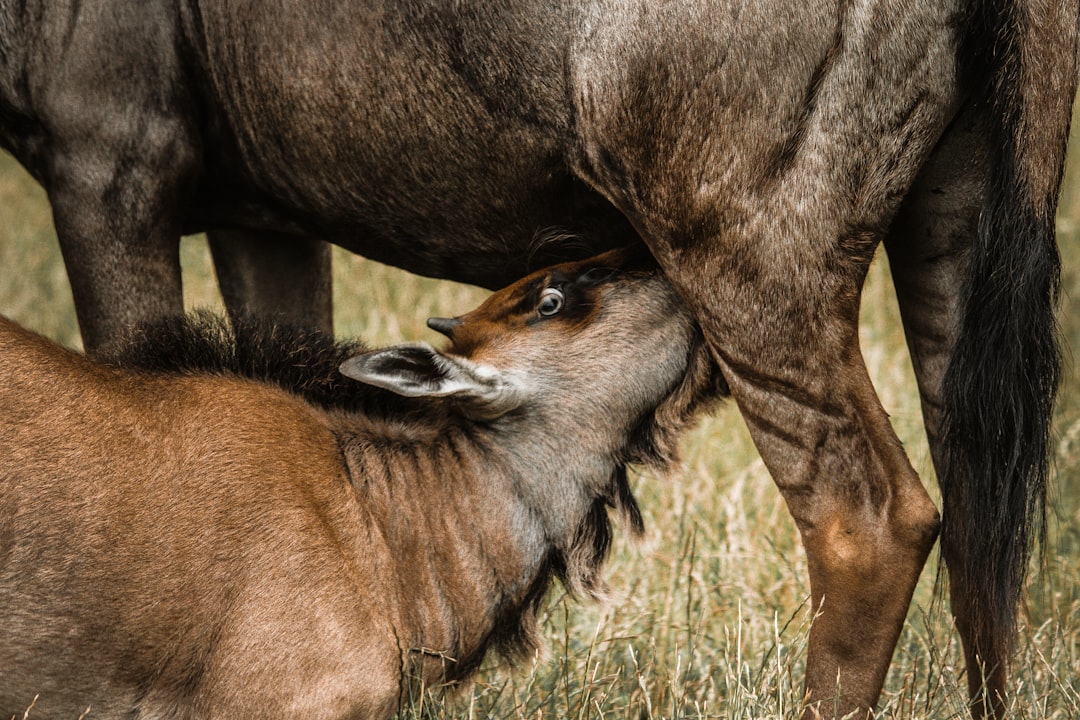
340 343 530 419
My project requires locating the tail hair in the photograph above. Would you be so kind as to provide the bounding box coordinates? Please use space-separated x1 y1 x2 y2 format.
939 0 1073 679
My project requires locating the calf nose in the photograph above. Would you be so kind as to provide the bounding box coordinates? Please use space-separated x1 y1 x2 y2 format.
427 317 462 338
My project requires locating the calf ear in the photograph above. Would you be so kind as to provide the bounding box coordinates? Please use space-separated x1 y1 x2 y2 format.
340 343 528 419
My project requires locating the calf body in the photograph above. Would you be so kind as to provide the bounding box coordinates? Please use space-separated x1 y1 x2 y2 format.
0 251 720 719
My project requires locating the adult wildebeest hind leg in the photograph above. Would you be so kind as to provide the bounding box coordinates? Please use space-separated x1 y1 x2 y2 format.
568 2 1075 717
207 230 334 334
886 29 1073 712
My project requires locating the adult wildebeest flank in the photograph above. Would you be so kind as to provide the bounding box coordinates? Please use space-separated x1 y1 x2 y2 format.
0 0 1076 717
0 250 722 720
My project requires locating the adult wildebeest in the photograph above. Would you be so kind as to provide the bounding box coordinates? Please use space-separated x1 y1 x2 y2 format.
0 1 1076 717
0 250 723 720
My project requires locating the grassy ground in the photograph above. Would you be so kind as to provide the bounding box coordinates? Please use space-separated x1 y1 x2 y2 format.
1 112 1079 719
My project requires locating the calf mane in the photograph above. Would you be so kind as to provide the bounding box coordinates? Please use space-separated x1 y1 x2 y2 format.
100 311 404 414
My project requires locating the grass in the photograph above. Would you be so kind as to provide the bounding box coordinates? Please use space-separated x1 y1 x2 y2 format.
2 106 1080 718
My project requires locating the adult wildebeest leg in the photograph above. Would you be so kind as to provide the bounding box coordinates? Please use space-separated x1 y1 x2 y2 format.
887 34 1072 711
641 236 941 719
49 150 191 356
883 114 981 486
207 230 333 334
569 8 956 713
884 114 996 714
9 6 199 356
570 1 1072 712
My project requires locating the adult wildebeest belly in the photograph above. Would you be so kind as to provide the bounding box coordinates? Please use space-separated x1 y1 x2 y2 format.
189 29 634 287
1 1 1076 718
174 1 643 288
186 0 913 285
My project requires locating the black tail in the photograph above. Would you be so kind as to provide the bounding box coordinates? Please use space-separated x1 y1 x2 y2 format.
940 0 1075 709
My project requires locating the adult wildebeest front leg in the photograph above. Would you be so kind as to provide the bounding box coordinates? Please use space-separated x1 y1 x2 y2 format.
0 2 199 356
55 175 189 356
208 230 334 334
52 148 193 355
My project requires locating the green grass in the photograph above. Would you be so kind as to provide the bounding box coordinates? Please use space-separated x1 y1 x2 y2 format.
2 107 1080 719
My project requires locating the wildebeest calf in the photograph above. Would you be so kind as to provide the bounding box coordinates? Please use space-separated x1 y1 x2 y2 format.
0 249 721 719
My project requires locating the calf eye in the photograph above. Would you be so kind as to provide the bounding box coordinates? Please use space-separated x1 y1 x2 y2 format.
538 288 564 317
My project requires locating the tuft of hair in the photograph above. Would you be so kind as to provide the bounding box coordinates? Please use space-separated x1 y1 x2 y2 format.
99 311 374 411
485 557 557 669
526 227 609 270
939 0 1072 697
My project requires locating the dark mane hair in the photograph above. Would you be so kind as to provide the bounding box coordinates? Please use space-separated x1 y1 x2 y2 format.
100 311 379 412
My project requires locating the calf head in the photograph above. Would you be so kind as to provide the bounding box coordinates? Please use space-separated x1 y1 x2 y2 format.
341 246 725 466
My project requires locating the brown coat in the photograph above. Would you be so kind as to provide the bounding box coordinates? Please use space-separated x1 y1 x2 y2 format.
0 250 721 719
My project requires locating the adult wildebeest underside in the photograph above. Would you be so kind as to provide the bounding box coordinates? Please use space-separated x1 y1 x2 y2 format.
0 1 1076 717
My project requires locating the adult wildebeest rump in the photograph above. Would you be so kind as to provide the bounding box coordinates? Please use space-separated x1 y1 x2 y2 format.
0 250 723 720
0 1 1076 717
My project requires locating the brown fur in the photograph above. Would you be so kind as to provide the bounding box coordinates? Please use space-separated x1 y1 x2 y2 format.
0 249 723 720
